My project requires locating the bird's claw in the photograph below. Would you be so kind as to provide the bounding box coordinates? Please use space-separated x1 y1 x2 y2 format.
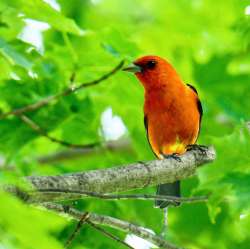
163 153 182 162
186 144 207 155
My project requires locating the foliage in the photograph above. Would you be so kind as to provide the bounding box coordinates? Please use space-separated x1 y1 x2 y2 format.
0 0 250 248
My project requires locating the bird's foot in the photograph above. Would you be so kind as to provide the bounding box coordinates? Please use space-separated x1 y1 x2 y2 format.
163 153 182 162
186 144 207 155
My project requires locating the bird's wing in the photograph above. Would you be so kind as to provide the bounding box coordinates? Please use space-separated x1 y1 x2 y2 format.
144 115 158 157
186 83 203 127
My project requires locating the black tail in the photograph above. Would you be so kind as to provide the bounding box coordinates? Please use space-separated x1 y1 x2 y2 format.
155 181 181 208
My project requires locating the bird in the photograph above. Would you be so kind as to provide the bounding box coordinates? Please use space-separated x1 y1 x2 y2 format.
123 55 203 208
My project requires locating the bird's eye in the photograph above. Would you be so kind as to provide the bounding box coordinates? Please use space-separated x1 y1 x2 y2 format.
146 60 156 69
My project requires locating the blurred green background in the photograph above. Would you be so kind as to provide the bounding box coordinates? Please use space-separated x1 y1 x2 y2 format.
0 0 250 248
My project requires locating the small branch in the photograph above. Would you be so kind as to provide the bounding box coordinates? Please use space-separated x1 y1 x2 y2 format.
65 212 90 249
35 189 209 203
24 145 215 202
65 210 134 249
19 114 100 149
69 71 76 84
161 208 168 237
247 121 250 131
43 203 183 249
62 32 78 64
86 221 135 249
36 139 132 164
0 60 125 119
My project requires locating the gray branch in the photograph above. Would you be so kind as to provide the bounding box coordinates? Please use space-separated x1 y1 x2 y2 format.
36 138 132 164
43 202 184 249
25 146 215 202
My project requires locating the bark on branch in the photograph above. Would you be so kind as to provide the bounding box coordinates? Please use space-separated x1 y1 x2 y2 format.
26 145 215 202
43 202 183 249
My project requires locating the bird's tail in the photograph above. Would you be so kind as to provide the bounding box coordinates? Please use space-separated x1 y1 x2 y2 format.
155 181 181 208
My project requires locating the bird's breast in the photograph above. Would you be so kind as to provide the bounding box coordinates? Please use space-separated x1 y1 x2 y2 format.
144 86 200 156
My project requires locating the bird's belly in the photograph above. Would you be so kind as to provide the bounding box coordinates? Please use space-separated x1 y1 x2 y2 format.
147 110 199 157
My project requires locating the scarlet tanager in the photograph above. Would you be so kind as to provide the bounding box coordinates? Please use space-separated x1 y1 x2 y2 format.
123 55 202 208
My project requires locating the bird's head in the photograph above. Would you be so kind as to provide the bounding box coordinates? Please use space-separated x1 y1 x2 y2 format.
123 55 180 90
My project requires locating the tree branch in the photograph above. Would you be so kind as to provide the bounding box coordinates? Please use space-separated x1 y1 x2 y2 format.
64 208 134 249
42 202 184 249
86 221 135 249
34 189 209 203
0 60 125 119
24 145 215 202
36 139 132 164
19 114 100 149
64 212 90 249
247 121 250 131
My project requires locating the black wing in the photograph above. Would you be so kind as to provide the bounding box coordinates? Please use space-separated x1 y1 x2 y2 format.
187 83 203 125
144 115 158 157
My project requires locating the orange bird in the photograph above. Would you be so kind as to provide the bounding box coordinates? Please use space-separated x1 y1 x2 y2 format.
123 55 202 208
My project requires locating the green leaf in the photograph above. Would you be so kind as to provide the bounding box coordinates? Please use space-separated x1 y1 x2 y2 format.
197 125 250 221
0 192 66 249
207 185 231 223
0 38 32 70
7 0 84 36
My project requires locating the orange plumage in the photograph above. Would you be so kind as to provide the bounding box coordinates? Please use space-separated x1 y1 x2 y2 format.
123 55 203 208
134 55 201 158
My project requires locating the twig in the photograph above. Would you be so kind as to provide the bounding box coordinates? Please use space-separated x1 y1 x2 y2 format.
19 114 100 149
24 145 215 203
161 208 168 237
65 212 90 249
86 220 135 249
35 189 209 203
247 121 250 131
0 60 125 119
64 210 133 249
62 32 78 64
42 203 184 249
69 72 76 84
36 139 131 164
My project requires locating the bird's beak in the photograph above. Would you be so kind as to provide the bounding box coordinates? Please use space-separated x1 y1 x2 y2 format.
122 64 142 73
